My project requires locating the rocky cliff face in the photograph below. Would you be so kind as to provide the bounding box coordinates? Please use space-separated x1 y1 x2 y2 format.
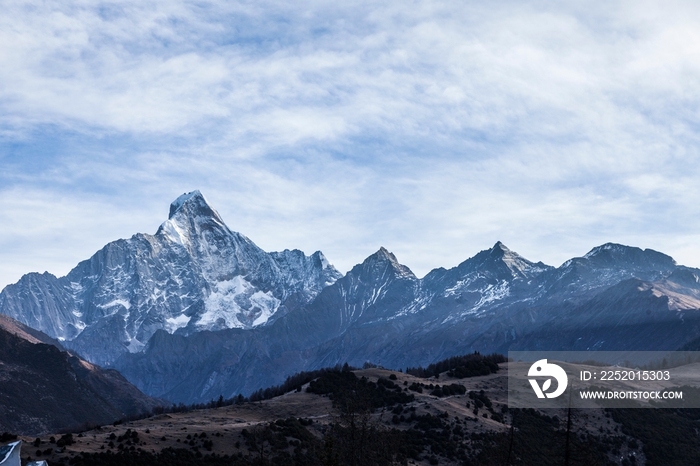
0 191 341 365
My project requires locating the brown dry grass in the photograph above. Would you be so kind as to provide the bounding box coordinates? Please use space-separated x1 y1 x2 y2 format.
19 364 634 464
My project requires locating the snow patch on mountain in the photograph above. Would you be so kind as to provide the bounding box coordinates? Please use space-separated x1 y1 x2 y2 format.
491 242 550 279
462 281 510 316
126 338 145 352
390 294 432 319
198 276 281 329
444 276 477 297
165 314 191 333
159 218 190 246
99 299 131 311
584 242 622 258
201 371 219 398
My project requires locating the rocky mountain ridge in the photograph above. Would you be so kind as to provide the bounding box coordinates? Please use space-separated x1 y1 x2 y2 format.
2 191 700 403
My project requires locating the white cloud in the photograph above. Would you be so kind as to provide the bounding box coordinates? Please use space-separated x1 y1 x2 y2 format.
2 0 700 286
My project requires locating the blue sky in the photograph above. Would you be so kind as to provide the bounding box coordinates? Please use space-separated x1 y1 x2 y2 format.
2 0 700 287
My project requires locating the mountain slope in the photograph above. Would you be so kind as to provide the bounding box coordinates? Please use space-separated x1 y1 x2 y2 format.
0 314 163 435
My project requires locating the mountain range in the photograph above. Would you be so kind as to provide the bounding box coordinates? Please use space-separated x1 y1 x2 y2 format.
2 190 700 404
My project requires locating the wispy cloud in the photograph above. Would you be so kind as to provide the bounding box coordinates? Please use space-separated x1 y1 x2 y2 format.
2 0 700 286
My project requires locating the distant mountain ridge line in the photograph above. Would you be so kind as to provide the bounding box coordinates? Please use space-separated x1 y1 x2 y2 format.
2 190 700 404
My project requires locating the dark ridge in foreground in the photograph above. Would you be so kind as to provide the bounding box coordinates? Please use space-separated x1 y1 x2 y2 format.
0 315 165 436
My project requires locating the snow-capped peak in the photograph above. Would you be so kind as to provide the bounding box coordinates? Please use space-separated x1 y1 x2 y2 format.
156 191 229 247
493 242 534 278
583 242 627 259
363 247 416 279
468 241 550 279
488 241 516 259
371 247 399 264
168 190 223 222
492 240 508 250
0 189 343 365
169 190 202 217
